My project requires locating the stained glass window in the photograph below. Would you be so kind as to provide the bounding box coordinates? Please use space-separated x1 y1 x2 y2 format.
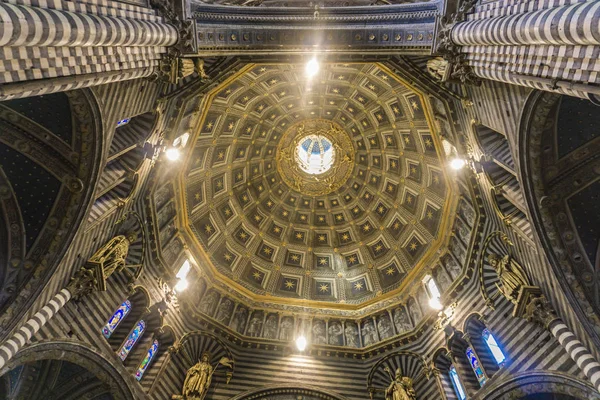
116 118 130 127
449 365 467 400
466 346 487 386
135 339 159 380
118 320 146 361
482 328 506 365
102 300 131 339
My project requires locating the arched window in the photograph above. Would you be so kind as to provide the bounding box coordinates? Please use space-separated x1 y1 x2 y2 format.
118 320 146 361
135 339 159 381
449 365 467 400
102 300 132 339
482 328 506 365
423 274 442 310
466 346 487 386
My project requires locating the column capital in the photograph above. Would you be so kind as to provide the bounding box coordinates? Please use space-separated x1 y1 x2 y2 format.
523 294 559 329
65 264 104 300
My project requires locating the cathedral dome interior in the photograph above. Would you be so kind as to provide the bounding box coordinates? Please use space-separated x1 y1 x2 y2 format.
0 0 599 399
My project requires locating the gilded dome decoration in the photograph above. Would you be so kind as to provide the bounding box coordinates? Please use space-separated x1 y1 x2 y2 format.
178 62 457 310
277 119 354 196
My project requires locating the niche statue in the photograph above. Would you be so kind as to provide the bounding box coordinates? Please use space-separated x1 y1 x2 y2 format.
488 253 530 304
175 353 233 400
385 368 416 400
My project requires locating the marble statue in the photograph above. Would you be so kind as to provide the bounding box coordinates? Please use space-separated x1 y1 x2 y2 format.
426 57 449 81
385 368 416 400
279 317 294 341
200 291 218 316
435 267 452 292
247 313 263 337
377 315 393 339
488 253 530 304
408 299 422 324
345 322 359 347
445 258 462 280
215 299 233 324
361 320 378 346
328 321 343 345
393 308 413 333
230 307 247 333
312 320 327 344
263 314 278 339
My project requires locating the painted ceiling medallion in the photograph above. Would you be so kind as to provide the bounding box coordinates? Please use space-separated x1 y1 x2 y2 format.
277 119 354 196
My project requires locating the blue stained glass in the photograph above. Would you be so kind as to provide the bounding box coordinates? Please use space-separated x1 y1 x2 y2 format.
102 300 131 339
449 366 467 400
135 339 159 380
116 118 130 127
482 328 506 365
118 320 146 361
466 346 487 386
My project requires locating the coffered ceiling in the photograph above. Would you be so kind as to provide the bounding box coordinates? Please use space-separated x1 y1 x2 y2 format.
176 62 457 311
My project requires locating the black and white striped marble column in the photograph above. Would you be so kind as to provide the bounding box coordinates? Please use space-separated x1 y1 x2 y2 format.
0 288 72 371
451 2 600 47
0 1 178 91
0 3 177 48
548 319 600 393
442 0 600 99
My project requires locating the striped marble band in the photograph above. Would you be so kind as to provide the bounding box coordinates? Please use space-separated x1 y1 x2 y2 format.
0 3 178 48
452 1 600 46
0 288 72 371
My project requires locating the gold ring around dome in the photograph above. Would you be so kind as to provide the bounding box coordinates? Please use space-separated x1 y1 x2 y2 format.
276 119 355 196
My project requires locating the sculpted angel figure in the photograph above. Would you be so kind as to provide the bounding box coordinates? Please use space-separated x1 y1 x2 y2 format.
488 253 530 304
385 368 416 400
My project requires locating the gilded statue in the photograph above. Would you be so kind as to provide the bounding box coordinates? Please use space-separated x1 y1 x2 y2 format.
385 368 416 400
488 253 530 304
88 233 136 279
183 352 213 399
177 353 233 400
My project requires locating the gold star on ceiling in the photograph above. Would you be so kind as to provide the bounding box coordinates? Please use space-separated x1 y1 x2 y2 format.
194 193 201 200
204 225 213 234
290 254 300 262
239 232 248 240
318 235 326 242
425 138 433 148
295 232 304 240
347 255 357 263
374 244 383 252
386 267 396 275
319 258 328 265
341 233 350 241
411 100 419 110
427 210 434 219
404 136 411 144
217 151 225 160
285 280 295 289
263 247 272 255
224 253 232 261
253 271 262 280
409 241 418 251
353 281 364 290
273 226 281 234
319 283 330 292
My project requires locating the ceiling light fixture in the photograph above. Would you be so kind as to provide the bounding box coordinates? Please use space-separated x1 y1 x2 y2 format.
305 57 319 78
450 158 466 170
165 147 181 161
295 335 307 351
